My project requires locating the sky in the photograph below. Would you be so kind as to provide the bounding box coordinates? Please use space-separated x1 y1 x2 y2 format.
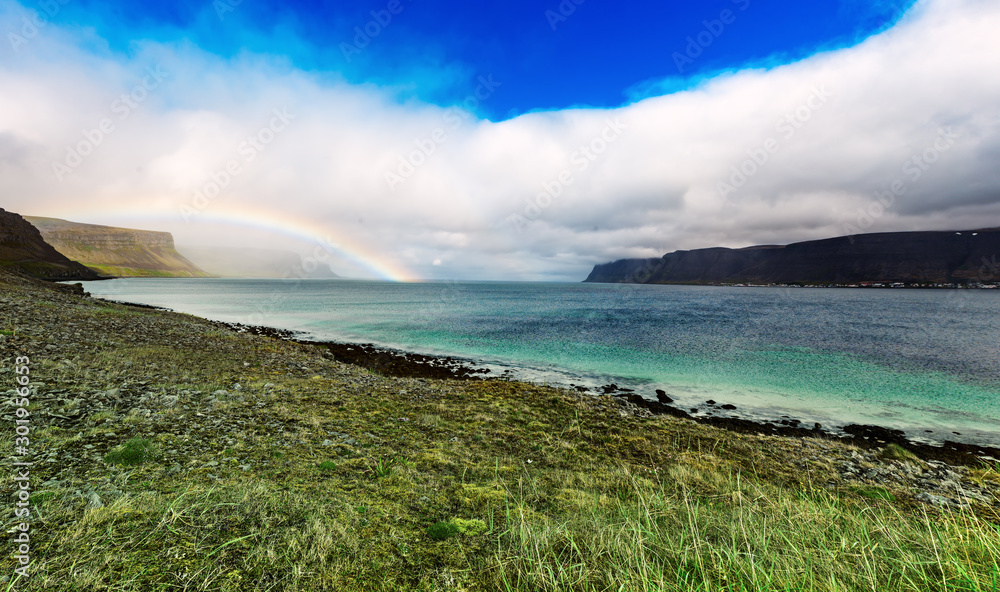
2 0 999 281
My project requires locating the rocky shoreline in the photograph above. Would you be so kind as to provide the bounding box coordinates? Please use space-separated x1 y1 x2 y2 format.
607 389 1000 467
192 313 1000 468
200 319 494 380
186 314 1000 509
0 271 996 527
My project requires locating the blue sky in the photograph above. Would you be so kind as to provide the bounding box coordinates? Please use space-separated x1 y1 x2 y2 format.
51 0 914 119
3 0 999 281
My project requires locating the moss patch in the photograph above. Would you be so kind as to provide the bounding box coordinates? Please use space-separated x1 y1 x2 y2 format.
104 437 157 466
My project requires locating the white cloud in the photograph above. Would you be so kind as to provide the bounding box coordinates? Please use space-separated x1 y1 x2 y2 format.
1 0 999 281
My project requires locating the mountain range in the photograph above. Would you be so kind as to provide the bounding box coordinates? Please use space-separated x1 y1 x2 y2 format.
5 209 999 286
585 229 1000 286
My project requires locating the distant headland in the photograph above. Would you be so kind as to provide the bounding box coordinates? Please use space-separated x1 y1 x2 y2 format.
585 228 1000 287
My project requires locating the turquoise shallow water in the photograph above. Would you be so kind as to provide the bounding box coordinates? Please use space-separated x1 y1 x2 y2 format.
79 279 1000 447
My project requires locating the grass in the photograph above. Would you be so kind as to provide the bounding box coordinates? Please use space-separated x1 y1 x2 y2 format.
84 264 212 278
853 484 899 501
104 437 157 466
426 521 459 541
369 457 396 479
880 443 923 463
20 463 1000 591
492 467 1000 592
4 279 999 591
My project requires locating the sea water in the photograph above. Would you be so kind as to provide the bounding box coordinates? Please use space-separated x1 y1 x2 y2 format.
79 278 1000 447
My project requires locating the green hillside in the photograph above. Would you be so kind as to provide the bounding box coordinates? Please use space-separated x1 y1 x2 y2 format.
24 216 211 278
0 208 102 280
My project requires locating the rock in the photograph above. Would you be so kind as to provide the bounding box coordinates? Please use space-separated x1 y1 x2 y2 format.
706 400 716 405
939 479 961 491
86 492 103 509
322 440 334 446
721 404 737 410
915 492 950 507
843 424 907 445
654 389 673 404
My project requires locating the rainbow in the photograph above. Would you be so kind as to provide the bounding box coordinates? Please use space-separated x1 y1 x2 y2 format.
48 202 419 282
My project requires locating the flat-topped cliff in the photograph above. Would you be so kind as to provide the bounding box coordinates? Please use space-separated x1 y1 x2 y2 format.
24 216 210 278
585 229 1000 285
0 209 102 280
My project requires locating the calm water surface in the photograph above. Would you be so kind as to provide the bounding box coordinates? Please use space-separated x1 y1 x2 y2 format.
79 279 1000 447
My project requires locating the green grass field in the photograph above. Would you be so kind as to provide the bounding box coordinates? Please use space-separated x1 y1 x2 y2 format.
1 286 998 591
